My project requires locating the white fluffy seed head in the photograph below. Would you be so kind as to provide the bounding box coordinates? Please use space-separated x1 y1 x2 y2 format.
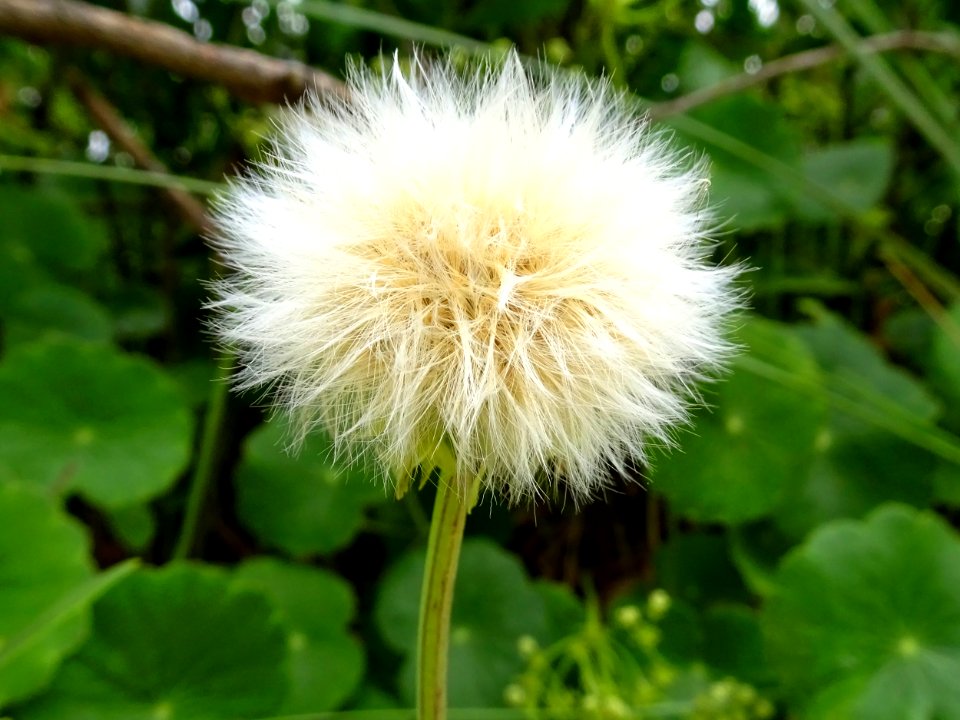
209 50 742 503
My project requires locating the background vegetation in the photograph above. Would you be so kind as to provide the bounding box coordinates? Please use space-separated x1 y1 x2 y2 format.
1 0 960 718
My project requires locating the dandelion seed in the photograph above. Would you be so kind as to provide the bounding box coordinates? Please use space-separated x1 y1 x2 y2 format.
209 50 741 503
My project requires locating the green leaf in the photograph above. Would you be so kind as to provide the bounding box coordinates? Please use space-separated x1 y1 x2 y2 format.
231 558 364 713
653 318 827 523
533 581 585 646
700 605 772 687
762 504 960 720
17 564 289 720
464 0 567 27
235 418 387 556
347 684 403 711
775 311 938 538
689 97 803 171
794 138 895 222
929 303 960 424
0 186 108 275
795 309 940 421
728 521 795 598
0 484 93 707
109 286 169 342
4 283 113 347
0 339 193 508
675 97 803 230
653 531 749 605
932 460 960 506
0 560 137 708
707 165 791 231
103 504 156 553
374 537 546 707
676 43 737 92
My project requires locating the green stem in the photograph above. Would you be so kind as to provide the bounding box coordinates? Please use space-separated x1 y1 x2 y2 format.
172 353 234 559
798 0 960 181
417 478 472 720
0 153 222 194
845 0 959 132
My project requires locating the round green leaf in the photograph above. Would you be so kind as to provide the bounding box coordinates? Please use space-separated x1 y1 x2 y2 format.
0 187 108 275
231 558 364 713
728 521 796 598
348 684 403 711
374 537 546 707
5 283 113 348
235 418 387 556
932 460 960 506
533 580 585 646
700 605 771 687
653 531 749 605
674 97 802 230
763 504 960 720
653 318 826 523
0 339 193 508
776 312 938 538
103 504 156 553
0 484 93 707
796 138 895 222
689 96 803 169
778 430 935 539
676 43 737 92
794 309 940 421
17 564 288 720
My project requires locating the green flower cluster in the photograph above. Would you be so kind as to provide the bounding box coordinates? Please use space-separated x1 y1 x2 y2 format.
689 678 775 720
505 589 772 720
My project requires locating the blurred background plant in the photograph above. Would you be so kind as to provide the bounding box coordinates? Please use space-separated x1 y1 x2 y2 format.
1 0 960 719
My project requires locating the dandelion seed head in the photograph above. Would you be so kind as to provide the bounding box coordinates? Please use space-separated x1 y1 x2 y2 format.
210 50 742 503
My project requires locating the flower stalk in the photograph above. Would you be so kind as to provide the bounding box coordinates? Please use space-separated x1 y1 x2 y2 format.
417 473 479 720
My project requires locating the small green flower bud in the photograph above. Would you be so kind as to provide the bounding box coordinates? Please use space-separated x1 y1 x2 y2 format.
635 624 661 649
504 684 527 707
603 695 630 718
646 589 671 620
754 698 776 719
710 679 734 704
582 694 601 712
734 684 757 706
650 662 676 687
517 634 539 658
614 604 642 628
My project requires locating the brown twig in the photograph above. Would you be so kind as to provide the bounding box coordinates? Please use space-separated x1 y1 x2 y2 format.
67 71 212 234
0 0 346 104
649 30 960 121
880 247 960 351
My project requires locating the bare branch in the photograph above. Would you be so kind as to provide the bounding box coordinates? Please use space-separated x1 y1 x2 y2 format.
0 0 346 104
649 30 960 121
67 71 213 234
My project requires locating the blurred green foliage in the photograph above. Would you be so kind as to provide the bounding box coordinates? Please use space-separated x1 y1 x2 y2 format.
1 0 960 718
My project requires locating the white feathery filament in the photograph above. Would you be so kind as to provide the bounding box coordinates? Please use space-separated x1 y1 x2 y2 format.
210 50 741 503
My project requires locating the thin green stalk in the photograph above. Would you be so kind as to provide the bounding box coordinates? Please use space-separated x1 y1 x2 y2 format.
666 112 960 300
172 353 234 559
0 559 139 674
845 0 959 132
417 477 474 720
737 354 960 467
0 153 222 195
223 0 492 55
798 0 960 180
